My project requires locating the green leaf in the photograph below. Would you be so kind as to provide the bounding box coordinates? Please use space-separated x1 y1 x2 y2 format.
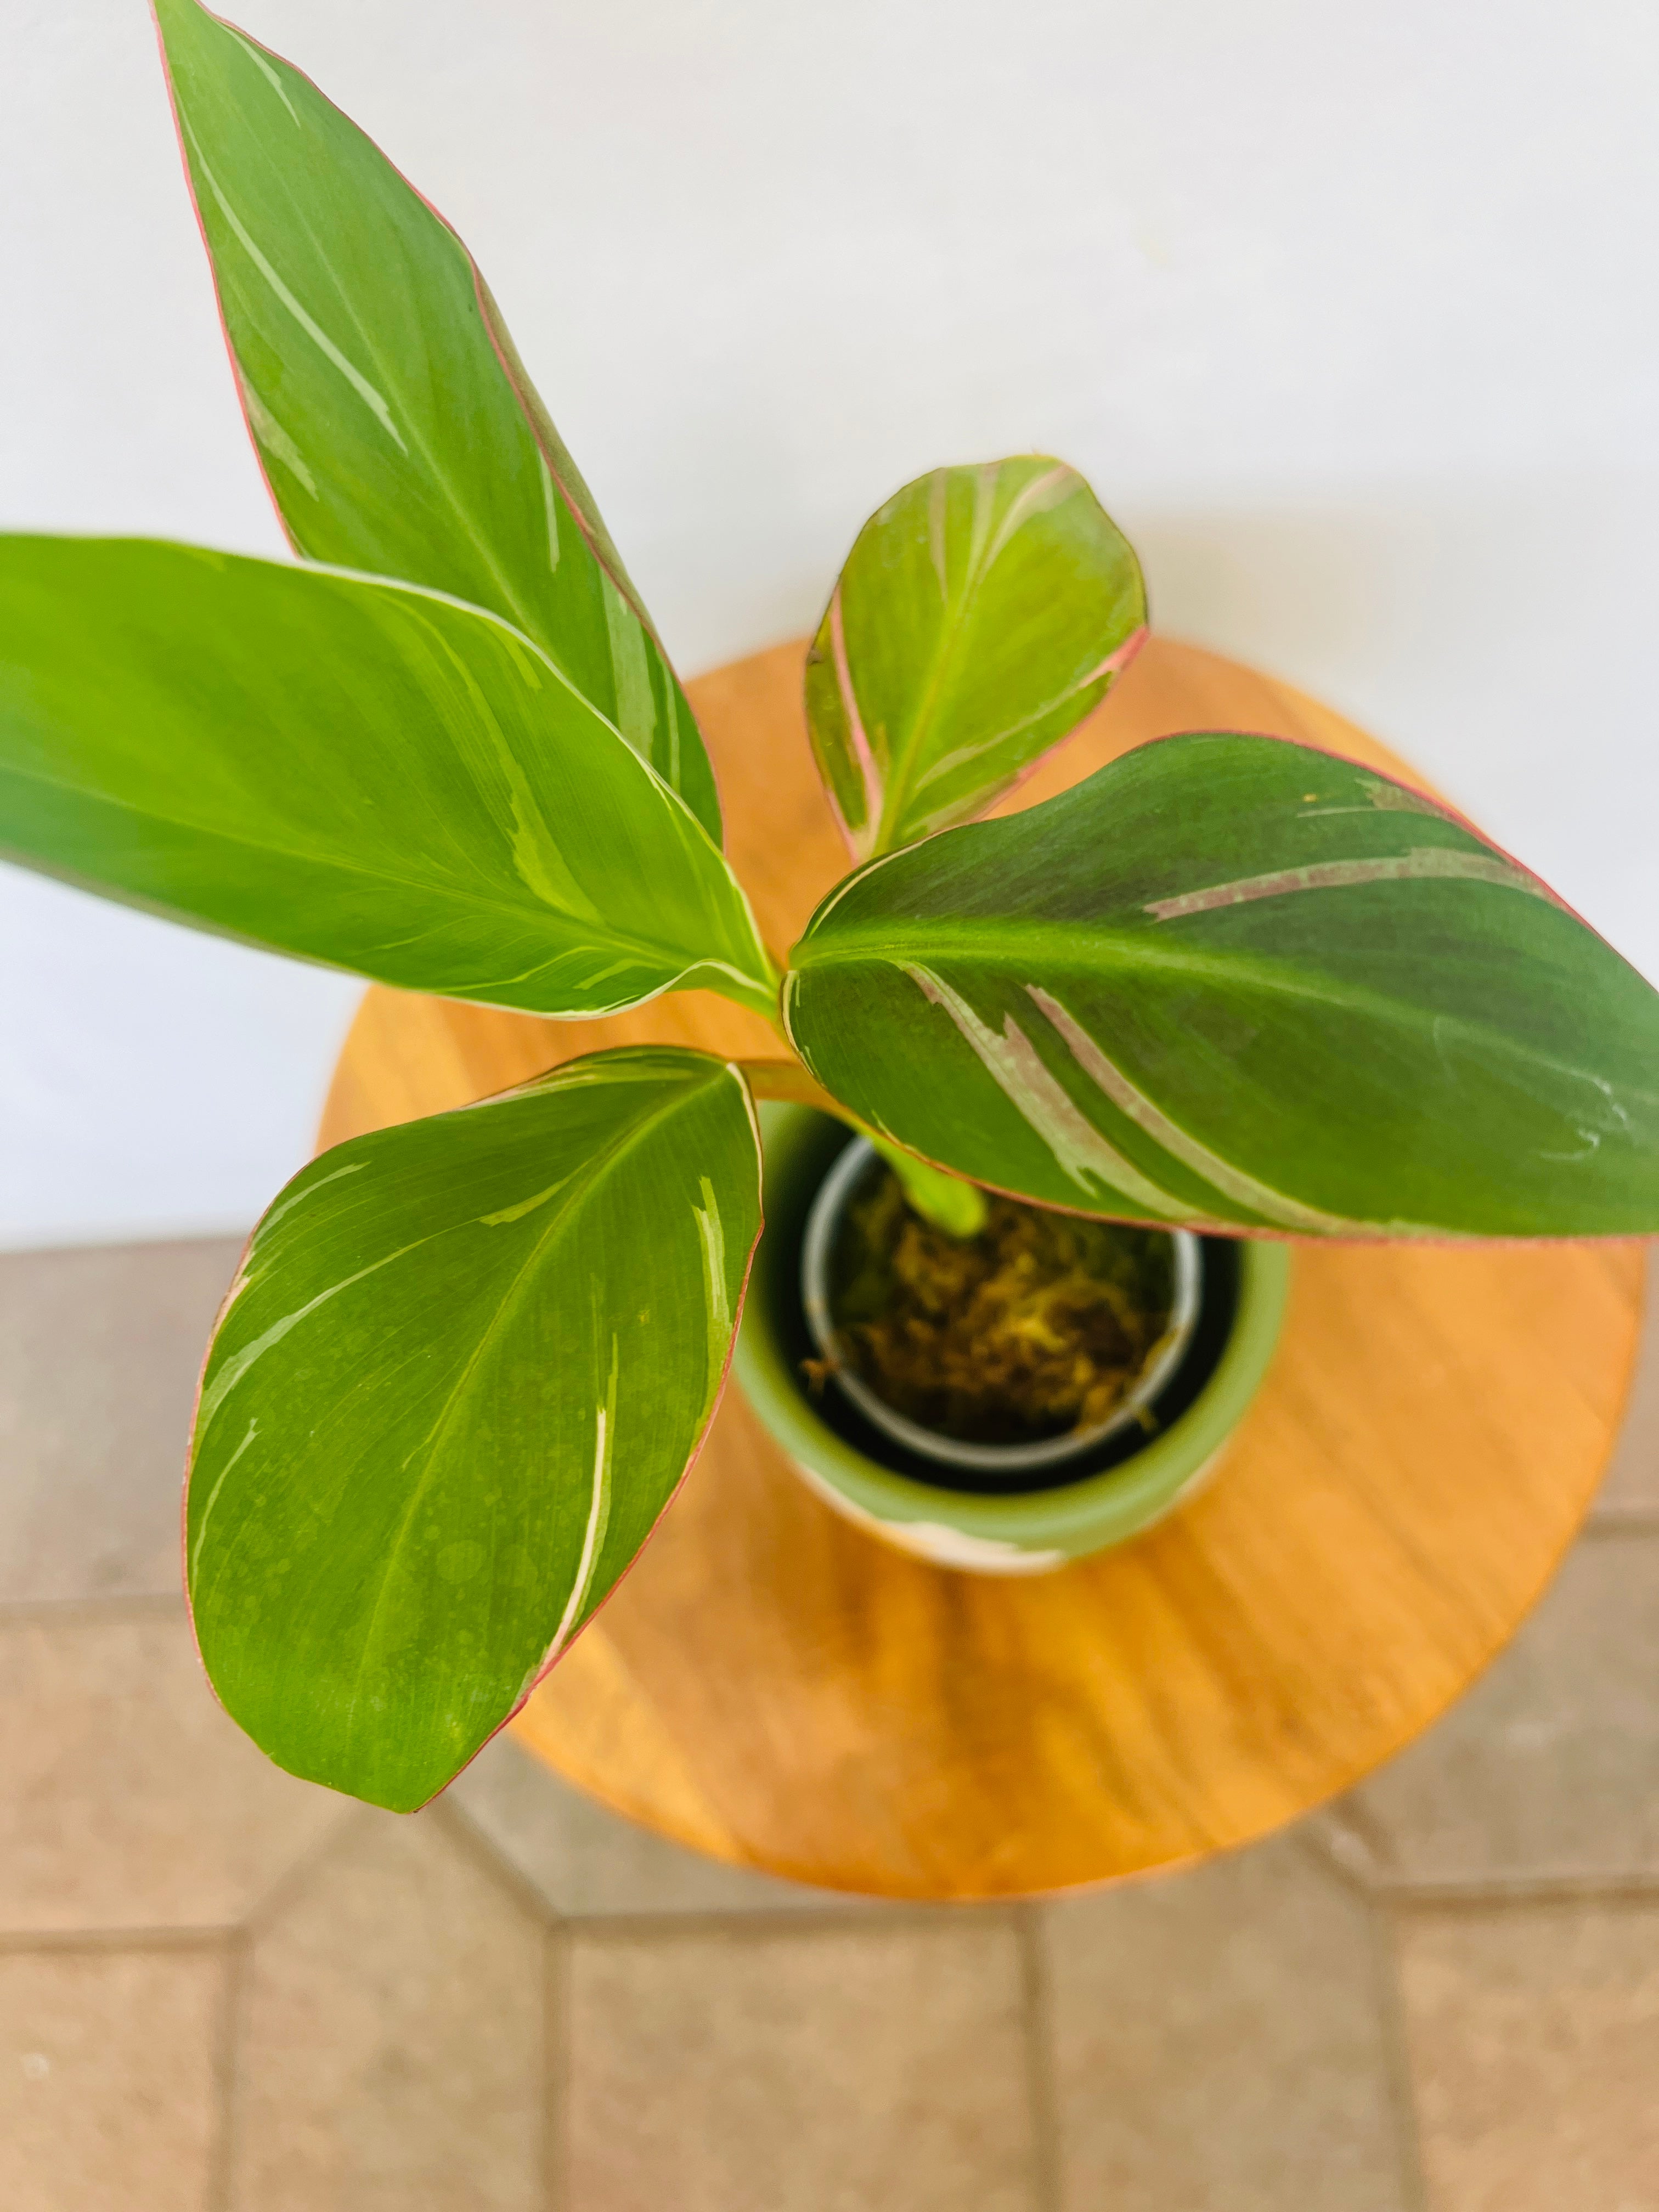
187 1046 761 1810
151 0 722 843
804 456 1147 859
783 735 1659 1238
0 536 775 1020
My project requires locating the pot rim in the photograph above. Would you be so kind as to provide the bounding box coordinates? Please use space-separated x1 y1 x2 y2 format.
800 1135 1204 1475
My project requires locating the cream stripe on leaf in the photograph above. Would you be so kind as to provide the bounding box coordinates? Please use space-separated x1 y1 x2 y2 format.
785 731 1659 1239
906 967 1199 1221
185 1047 762 1813
153 0 722 843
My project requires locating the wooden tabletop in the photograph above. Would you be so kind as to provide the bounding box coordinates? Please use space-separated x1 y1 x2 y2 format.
320 634 1646 1900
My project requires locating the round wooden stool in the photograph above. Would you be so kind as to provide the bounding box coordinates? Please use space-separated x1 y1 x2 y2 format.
319 635 1646 1900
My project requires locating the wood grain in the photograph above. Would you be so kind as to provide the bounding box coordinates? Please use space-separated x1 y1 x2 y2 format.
319 634 1646 1899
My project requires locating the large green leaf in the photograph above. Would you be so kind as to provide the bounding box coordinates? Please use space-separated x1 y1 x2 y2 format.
0 536 775 1019
187 1046 761 1810
804 457 1146 859
151 0 721 843
784 735 1659 1238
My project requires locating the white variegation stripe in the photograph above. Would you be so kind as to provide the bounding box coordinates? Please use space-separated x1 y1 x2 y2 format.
601 573 657 764
255 1158 365 1237
480 1172 576 1227
188 1417 259 1588
827 585 883 847
693 1175 731 1395
927 471 950 598
182 125 407 454
907 966 1198 1218
966 461 1001 576
196 1238 419 1434
664 678 685 793
396 608 605 926
1025 986 1359 1232
1146 846 1549 923
236 371 317 498
544 1339 619 1664
981 462 1074 570
538 455 564 576
224 26 300 123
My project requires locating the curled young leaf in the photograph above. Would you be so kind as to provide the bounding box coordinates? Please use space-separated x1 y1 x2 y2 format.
151 0 721 842
187 1047 762 1811
0 537 775 1020
784 735 1659 1239
804 457 1146 859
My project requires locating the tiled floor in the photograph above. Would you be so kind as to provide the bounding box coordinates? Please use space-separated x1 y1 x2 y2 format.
1 1239 1655 2211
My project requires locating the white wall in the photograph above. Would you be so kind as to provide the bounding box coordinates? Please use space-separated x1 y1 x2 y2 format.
5 0 1656 1246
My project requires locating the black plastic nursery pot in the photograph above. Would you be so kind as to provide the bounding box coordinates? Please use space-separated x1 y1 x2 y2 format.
732 1105 1291 1574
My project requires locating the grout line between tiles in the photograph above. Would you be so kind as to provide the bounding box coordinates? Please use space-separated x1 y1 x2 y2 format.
0 1923 233 1954
560 1899 1013 1943
1574 1514 1659 1542
237 1799 369 1937
426 1794 566 1930
1014 1904 1063 2212
1384 1876 1659 1916
206 1929 249 2212
545 1922 569 2212
1367 1896 1432 2212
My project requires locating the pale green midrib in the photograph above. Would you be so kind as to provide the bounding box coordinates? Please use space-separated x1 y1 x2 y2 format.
340 1070 734 1763
790 917 1659 1109
871 507 1008 856
0 754 760 989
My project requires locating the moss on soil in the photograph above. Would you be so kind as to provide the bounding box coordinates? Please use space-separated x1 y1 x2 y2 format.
820 1165 1177 1447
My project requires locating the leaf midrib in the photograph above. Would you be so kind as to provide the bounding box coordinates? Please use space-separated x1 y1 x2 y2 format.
789 917 1659 1107
871 494 1009 855
0 754 754 987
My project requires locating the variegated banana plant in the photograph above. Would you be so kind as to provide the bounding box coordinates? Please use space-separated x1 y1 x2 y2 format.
2 0 1656 1812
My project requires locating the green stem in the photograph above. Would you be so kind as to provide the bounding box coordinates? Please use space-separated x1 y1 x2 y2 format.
738 1057 989 1239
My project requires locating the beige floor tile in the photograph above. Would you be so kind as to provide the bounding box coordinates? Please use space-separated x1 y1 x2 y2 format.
566 1918 1035 2211
0 1238 242 1602
1041 1832 1412 2212
0 1607 347 1932
233 1809 546 2212
1596 1246 1659 1520
453 1736 870 1917
0 1944 224 2212
1397 1897 1659 2212
1327 1533 1659 1890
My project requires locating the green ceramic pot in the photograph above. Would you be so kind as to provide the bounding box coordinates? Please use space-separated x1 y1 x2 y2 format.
732 1105 1291 1575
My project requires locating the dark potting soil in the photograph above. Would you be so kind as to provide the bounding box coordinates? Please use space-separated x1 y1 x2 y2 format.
818 1164 1176 1447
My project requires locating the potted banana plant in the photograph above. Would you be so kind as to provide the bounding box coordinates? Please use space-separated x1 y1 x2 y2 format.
2 0 1655 1816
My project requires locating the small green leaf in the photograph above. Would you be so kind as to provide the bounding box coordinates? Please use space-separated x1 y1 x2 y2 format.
784 735 1659 1238
187 1046 761 1810
151 0 721 842
804 456 1146 859
0 536 775 1019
